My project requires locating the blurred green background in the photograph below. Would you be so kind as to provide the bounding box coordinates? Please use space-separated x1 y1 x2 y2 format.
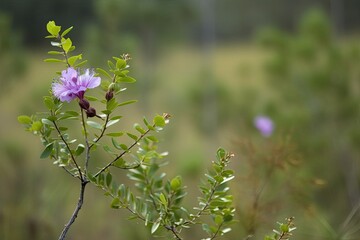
1 0 360 239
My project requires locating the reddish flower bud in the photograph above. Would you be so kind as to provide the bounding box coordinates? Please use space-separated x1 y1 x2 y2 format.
79 98 90 110
86 107 97 118
105 91 114 101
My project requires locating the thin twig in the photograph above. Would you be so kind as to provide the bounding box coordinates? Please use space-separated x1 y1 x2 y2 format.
81 109 90 175
89 114 110 150
93 126 152 178
52 119 83 181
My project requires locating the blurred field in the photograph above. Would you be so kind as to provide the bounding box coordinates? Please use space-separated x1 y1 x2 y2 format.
0 43 271 239
1 2 360 240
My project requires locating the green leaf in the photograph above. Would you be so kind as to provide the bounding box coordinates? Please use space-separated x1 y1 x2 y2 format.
68 54 82 66
108 60 115 70
111 138 122 150
41 118 53 125
110 115 123 121
61 26 73 37
46 21 61 36
146 136 158 142
111 197 120 209
106 132 124 137
43 96 55 110
106 172 112 187
106 119 120 128
74 144 85 156
115 58 126 69
40 142 54 159
103 145 116 154
170 176 182 191
74 60 88 68
44 58 64 63
96 68 113 80
86 96 98 101
62 38 72 53
106 98 118 111
217 148 226 160
214 215 223 225
31 121 43 131
64 111 79 116
112 158 125 168
118 100 137 107
127 133 138 141
116 76 136 83
151 218 161 234
47 51 63 55
134 123 146 134
17 115 32 124
159 193 168 206
153 115 166 127
87 121 102 130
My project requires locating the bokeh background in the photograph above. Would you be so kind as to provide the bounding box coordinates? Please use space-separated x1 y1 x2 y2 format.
1 0 360 239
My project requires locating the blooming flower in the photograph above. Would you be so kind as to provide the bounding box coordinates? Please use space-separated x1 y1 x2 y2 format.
254 116 274 137
52 68 101 102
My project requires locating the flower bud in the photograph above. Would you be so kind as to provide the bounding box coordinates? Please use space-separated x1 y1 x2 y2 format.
105 91 114 101
79 98 90 110
108 82 120 92
86 107 97 118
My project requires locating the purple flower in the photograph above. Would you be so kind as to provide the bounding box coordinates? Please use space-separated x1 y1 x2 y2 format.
52 68 101 102
254 116 274 137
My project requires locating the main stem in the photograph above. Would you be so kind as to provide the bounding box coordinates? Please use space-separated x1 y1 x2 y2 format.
58 180 88 240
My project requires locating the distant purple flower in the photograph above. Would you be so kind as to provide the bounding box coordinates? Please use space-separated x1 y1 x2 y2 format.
254 116 274 137
52 68 101 102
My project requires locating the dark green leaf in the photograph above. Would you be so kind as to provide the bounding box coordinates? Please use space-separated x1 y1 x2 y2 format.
40 142 54 159
106 172 112 187
217 148 226 160
111 197 120 209
74 144 85 156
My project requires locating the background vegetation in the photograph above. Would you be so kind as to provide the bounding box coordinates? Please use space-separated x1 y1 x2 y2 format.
1 1 360 239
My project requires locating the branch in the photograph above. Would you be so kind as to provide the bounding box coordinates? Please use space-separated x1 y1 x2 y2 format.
93 126 153 178
58 181 88 240
89 114 110 150
52 119 83 181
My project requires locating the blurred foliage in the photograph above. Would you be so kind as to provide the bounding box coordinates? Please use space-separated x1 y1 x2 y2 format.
257 8 360 238
0 12 27 94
